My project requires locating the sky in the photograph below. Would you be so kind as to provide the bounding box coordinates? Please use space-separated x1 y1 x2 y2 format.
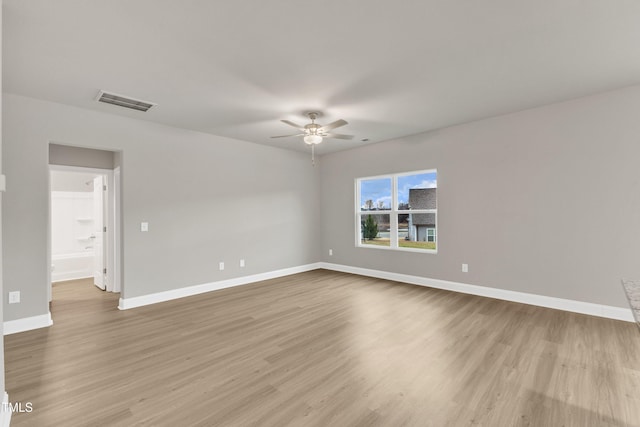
360 172 437 209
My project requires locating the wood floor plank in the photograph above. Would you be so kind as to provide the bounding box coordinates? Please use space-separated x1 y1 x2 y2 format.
5 271 640 426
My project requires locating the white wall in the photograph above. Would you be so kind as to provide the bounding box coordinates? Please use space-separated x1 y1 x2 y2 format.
50 191 94 282
320 85 640 309
50 171 97 272
51 192 93 257
2 93 321 322
50 171 96 193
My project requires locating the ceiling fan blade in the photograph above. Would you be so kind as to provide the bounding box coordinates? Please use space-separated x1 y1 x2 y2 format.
325 133 354 140
319 119 348 132
270 133 304 138
281 120 305 130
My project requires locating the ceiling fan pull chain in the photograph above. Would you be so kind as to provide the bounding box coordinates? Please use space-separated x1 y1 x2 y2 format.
311 144 315 166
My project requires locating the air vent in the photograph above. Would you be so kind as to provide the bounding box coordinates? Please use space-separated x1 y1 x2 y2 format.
95 90 156 112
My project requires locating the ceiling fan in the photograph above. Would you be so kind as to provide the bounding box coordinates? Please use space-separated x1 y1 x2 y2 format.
271 112 354 145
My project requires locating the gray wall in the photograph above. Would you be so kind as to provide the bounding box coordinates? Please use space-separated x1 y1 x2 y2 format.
0 3 5 397
320 85 640 308
3 93 321 321
49 143 115 169
6 83 640 324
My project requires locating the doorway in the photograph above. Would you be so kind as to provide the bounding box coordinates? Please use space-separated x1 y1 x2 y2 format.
48 165 121 302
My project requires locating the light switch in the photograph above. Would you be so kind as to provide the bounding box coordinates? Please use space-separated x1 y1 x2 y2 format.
141 222 149 232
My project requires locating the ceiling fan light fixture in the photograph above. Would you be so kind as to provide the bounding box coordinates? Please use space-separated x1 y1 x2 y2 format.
304 134 323 145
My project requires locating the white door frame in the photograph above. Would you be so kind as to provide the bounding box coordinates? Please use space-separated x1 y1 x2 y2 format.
48 165 121 300
92 175 106 290
113 166 121 294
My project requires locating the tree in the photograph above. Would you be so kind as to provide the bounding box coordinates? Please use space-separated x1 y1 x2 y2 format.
363 214 379 240
377 200 385 210
364 199 374 210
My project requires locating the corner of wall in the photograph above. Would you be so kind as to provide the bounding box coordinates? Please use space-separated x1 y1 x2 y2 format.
0 392 11 427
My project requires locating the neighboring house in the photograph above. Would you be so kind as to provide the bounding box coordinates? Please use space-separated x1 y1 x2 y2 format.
408 188 436 242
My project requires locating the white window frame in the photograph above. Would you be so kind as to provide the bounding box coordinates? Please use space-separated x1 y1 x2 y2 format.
355 169 437 253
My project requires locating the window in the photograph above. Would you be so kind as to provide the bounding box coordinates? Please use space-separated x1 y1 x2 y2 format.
356 169 437 252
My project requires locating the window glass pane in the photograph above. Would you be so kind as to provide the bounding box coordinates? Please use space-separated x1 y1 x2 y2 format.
360 178 392 211
398 214 436 250
357 170 437 253
397 171 437 210
360 213 391 247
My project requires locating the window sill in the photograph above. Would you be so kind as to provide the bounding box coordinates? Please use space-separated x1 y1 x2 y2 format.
356 244 437 254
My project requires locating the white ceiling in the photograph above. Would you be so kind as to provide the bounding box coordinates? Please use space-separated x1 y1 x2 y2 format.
4 1 640 154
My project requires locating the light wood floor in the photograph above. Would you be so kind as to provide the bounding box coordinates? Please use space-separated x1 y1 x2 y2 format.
5 270 640 426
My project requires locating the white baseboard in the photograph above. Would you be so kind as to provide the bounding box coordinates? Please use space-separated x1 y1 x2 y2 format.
0 392 11 427
3 312 53 335
5 262 630 338
319 262 635 322
119 263 322 310
52 273 92 283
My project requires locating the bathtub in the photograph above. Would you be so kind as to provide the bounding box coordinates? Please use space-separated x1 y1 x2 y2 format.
51 252 94 282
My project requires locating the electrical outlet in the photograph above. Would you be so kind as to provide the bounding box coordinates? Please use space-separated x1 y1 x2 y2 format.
219 262 225 271
140 222 149 232
462 263 469 273
329 249 333 256
240 259 245 268
8 291 20 304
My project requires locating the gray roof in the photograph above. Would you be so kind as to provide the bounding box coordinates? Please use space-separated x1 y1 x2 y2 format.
411 212 435 227
408 188 436 210
408 188 436 226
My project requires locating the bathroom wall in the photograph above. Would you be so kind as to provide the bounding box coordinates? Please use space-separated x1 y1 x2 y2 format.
50 171 97 282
